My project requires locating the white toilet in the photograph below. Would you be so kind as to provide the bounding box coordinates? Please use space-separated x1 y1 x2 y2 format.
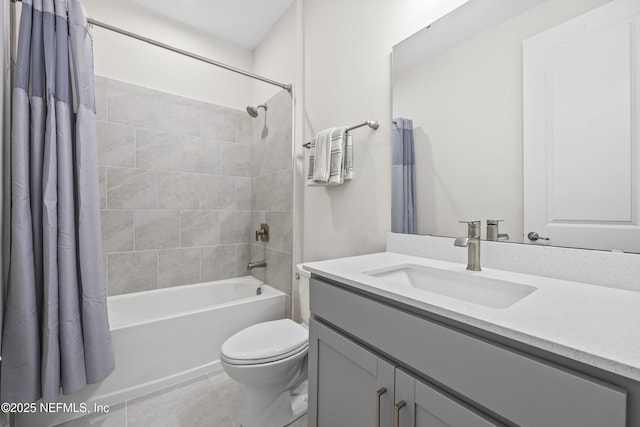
220 264 311 427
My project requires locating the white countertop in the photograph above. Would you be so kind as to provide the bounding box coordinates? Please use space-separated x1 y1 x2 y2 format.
304 252 640 382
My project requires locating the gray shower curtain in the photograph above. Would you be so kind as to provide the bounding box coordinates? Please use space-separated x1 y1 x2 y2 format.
391 118 416 234
1 0 114 403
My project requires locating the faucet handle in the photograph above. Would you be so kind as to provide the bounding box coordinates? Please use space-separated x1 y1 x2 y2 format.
459 221 481 238
487 220 508 241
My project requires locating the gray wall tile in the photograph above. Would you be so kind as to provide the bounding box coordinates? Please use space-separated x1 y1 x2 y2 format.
253 170 294 211
181 136 219 174
251 210 266 230
101 210 134 253
252 176 266 211
199 104 236 141
107 167 158 210
107 251 157 296
219 210 251 244
235 177 251 210
181 211 219 247
249 243 266 282
156 95 201 137
158 248 201 288
94 76 108 122
268 90 293 136
202 245 236 281
200 175 236 210
236 113 253 145
251 138 266 177
135 210 180 250
158 172 199 210
219 142 251 177
265 249 292 296
265 211 293 253
264 126 293 174
272 168 293 211
236 244 251 277
108 80 160 128
97 122 135 167
136 129 182 171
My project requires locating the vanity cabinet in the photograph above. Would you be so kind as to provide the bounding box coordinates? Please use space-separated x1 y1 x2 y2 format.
309 319 502 427
308 277 629 427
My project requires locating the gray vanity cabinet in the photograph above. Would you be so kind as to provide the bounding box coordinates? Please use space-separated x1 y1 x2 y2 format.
309 317 502 427
394 369 501 427
308 319 396 427
308 276 629 427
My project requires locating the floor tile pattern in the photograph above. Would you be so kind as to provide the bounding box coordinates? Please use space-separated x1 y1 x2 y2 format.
56 371 307 427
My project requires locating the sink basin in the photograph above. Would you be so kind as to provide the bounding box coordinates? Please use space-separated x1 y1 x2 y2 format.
366 264 536 309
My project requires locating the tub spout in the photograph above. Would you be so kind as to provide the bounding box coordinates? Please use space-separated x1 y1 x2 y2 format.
247 260 267 270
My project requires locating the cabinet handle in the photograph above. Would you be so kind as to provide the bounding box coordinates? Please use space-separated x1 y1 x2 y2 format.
375 387 387 427
393 400 406 427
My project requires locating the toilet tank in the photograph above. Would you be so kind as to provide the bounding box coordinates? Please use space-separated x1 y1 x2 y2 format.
296 264 310 327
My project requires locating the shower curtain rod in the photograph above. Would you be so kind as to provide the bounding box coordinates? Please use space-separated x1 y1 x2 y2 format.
9 0 293 92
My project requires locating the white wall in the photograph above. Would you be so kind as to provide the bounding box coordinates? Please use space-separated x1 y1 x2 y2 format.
251 2 297 106
301 0 467 261
83 0 253 109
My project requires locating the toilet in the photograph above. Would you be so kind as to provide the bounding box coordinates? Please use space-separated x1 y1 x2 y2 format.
220 264 311 427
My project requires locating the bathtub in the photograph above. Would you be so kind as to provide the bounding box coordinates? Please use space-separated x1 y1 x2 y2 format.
16 276 286 427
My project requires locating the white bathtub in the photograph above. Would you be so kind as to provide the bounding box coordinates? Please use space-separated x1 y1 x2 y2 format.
17 276 286 427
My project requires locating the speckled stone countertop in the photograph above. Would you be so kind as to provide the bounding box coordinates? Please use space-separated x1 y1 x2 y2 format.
304 251 640 382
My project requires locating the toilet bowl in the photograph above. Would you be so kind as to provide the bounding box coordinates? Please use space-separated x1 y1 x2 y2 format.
220 264 311 427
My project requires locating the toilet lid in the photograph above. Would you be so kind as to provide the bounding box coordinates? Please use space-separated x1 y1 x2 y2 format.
221 319 309 364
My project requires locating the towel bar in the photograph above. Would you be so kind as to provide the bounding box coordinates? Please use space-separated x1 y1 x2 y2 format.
303 121 379 149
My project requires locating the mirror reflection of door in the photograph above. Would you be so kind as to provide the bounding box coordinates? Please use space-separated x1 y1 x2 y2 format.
523 0 640 252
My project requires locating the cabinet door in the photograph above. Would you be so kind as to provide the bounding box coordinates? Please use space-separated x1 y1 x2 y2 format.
394 369 502 427
308 319 395 427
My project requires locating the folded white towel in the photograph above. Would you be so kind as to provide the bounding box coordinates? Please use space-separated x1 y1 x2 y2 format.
307 127 352 187
311 128 334 182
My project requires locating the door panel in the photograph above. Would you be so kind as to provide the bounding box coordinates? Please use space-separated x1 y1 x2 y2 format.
524 0 640 252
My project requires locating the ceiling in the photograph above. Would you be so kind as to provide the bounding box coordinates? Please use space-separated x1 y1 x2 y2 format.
126 0 295 50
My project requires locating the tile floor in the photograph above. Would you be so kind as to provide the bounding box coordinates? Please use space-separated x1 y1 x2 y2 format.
56 371 308 427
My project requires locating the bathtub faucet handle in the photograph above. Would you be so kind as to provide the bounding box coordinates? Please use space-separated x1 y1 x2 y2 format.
256 223 269 242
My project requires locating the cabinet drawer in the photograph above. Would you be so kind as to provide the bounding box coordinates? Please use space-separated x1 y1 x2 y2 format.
310 278 627 427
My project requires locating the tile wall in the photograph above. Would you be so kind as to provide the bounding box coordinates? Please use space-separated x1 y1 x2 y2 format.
96 77 292 297
248 90 294 300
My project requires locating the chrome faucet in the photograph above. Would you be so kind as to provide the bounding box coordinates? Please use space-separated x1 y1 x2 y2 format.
247 260 267 270
454 221 481 271
486 219 509 242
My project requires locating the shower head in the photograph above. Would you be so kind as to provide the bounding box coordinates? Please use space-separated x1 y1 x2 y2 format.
246 103 268 118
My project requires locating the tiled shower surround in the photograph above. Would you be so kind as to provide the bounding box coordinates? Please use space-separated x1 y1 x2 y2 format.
248 90 293 297
95 77 293 299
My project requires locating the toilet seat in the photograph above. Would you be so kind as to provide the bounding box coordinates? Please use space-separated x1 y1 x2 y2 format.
221 319 309 365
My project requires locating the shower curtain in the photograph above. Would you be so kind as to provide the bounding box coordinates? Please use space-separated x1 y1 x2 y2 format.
1 0 114 403
391 118 416 234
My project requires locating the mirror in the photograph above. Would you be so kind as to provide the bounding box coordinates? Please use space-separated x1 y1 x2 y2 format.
391 0 640 252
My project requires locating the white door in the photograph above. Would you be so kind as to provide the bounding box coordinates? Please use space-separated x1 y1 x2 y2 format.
523 0 640 252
